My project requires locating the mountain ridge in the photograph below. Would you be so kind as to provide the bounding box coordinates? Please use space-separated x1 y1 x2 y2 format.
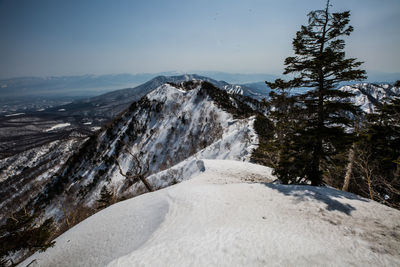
44 74 266 119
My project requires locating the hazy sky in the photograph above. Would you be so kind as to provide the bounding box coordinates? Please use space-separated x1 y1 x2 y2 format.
0 0 399 78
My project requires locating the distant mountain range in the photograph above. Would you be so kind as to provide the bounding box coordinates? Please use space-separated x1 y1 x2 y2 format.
0 72 276 99
1 71 397 100
42 74 269 119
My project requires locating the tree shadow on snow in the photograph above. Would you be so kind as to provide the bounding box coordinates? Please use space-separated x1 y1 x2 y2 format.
264 183 369 215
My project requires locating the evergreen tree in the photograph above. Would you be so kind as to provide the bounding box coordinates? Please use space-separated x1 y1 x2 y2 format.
264 81 307 183
354 97 400 205
267 0 366 185
96 185 114 210
366 98 400 171
0 209 55 264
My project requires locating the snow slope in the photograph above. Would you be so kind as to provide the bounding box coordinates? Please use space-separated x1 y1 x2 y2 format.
21 160 400 267
41 82 258 212
340 83 400 113
0 138 84 221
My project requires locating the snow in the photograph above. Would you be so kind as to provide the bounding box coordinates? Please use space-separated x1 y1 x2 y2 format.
0 139 78 184
44 123 71 132
4 113 25 117
224 84 244 95
340 83 400 113
101 83 259 198
0 138 81 217
20 160 400 267
22 189 169 267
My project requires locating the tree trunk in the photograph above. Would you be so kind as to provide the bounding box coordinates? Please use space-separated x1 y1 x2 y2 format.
342 147 355 191
394 162 400 183
367 174 374 200
140 176 154 192
310 1 329 186
310 142 322 185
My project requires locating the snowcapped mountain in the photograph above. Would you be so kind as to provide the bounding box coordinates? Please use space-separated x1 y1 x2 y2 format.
242 81 400 113
3 77 400 265
51 81 258 208
2 80 398 224
340 83 400 113
21 160 400 267
0 81 260 247
48 74 267 119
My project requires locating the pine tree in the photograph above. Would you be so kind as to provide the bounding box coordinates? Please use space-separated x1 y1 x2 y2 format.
96 185 114 210
0 209 55 264
350 97 400 207
264 81 306 184
267 0 366 185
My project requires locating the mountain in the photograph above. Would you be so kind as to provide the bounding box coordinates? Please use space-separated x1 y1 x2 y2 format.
0 73 274 165
0 73 160 115
2 78 400 265
0 135 86 208
1 71 397 113
21 160 400 266
340 83 400 113
45 74 268 119
0 74 266 159
2 80 397 213
0 80 262 264
241 81 400 110
241 81 272 97
33 81 258 211
0 72 280 101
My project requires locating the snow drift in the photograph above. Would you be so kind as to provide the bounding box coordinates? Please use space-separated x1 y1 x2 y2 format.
21 160 400 267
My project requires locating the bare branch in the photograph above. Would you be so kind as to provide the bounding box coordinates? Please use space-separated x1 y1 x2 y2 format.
116 150 153 192
116 158 127 177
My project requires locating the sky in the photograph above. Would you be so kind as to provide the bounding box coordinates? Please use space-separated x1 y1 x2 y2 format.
0 0 399 79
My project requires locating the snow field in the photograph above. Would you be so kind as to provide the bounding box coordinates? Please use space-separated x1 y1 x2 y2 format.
44 123 71 132
21 160 400 267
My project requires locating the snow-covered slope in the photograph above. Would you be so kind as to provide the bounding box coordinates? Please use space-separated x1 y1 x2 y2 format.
222 83 267 100
21 160 400 267
0 137 85 221
23 81 258 230
340 83 400 113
